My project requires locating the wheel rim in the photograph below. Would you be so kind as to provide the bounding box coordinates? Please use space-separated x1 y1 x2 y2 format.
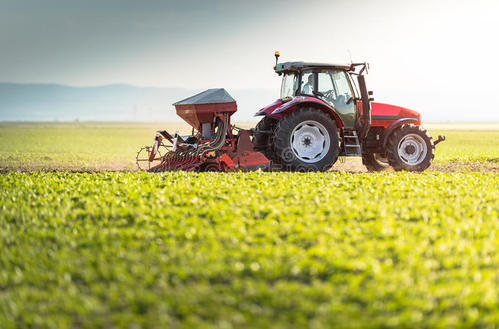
397 133 427 165
290 120 330 163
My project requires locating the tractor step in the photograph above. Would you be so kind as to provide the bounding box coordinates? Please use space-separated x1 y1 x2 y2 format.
343 130 362 156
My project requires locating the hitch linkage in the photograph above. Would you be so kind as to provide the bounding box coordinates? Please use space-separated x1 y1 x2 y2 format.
434 135 446 145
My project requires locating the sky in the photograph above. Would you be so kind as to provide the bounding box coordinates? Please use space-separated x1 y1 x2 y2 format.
1 0 499 121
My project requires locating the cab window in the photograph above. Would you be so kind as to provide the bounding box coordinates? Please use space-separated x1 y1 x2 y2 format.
317 71 337 102
332 71 354 105
280 73 298 99
300 71 314 96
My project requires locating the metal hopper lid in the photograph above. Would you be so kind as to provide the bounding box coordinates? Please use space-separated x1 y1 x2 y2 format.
173 88 236 105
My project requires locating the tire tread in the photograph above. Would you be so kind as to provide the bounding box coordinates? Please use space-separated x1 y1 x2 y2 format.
272 107 339 171
387 124 435 172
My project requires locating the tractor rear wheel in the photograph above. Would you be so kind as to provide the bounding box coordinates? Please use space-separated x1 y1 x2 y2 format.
387 124 434 171
272 107 339 172
362 153 390 172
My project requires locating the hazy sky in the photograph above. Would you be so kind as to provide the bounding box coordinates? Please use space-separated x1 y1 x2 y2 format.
1 0 499 121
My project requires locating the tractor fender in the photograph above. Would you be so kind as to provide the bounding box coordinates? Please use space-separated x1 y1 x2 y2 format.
381 118 420 147
271 96 344 129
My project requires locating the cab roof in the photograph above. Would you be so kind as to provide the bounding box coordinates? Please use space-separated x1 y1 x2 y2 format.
275 61 352 73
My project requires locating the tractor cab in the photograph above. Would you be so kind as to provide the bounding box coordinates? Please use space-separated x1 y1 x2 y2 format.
276 62 355 98
276 62 361 130
274 62 370 134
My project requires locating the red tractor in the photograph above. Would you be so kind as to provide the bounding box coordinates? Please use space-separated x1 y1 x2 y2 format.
137 52 444 172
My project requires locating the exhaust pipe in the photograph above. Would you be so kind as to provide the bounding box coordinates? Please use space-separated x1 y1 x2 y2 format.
357 73 371 141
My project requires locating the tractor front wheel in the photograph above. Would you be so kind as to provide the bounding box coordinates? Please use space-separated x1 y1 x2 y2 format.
387 124 435 172
272 107 339 172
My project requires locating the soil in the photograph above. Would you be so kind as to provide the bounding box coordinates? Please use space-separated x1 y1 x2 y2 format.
330 158 498 173
1 160 497 174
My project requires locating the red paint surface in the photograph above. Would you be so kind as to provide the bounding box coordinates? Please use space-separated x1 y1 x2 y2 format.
359 101 421 128
256 97 343 128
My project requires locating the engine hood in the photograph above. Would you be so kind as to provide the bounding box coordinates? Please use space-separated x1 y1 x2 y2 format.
370 102 420 119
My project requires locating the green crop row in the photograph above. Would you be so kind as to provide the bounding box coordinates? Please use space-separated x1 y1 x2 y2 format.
1 171 498 328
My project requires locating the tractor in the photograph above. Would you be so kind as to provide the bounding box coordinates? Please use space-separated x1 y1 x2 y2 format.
137 52 444 172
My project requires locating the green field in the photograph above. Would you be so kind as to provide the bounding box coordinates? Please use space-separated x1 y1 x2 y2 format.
0 122 498 172
1 122 498 328
0 122 193 171
1 171 498 328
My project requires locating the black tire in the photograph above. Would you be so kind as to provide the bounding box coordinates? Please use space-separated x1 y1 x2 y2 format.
362 153 390 172
253 116 277 159
199 162 222 172
387 124 435 172
272 107 340 172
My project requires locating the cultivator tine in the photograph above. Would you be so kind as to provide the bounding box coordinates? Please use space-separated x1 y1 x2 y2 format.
148 152 202 172
184 156 201 172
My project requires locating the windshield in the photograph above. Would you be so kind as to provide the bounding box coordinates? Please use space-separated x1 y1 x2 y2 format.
280 73 298 99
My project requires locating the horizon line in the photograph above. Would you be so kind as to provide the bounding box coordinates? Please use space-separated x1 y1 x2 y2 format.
0 81 278 91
